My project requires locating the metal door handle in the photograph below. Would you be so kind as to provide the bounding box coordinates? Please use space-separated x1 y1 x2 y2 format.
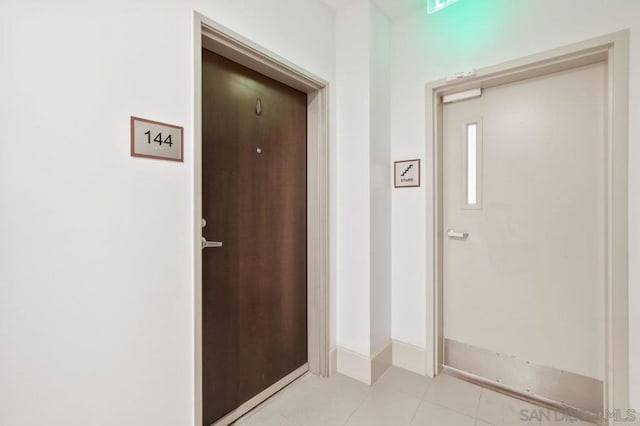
202 237 223 249
447 229 468 239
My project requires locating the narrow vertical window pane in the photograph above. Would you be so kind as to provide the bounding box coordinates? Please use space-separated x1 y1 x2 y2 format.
467 123 478 205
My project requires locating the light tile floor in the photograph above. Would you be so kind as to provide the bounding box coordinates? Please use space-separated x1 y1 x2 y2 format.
234 367 595 426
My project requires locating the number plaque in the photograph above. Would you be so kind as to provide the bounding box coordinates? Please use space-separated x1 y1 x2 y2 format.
131 116 183 162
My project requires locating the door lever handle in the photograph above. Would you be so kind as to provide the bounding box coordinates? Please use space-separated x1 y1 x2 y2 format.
447 229 468 239
202 237 223 249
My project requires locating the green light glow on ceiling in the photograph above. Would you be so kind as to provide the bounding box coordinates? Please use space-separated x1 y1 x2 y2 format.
428 0 461 14
424 0 506 52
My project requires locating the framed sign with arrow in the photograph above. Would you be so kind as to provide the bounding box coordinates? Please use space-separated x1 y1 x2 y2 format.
394 159 421 188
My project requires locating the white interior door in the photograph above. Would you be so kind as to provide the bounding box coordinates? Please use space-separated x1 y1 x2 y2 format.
443 62 606 383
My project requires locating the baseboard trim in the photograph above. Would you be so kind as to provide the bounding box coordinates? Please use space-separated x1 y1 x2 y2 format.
392 340 427 376
329 347 338 376
371 342 393 383
337 347 372 384
337 342 392 385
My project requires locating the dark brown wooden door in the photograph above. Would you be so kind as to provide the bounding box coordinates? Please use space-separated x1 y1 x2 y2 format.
201 49 308 426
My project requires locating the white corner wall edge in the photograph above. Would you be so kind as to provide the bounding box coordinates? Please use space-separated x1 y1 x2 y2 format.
392 340 427 376
337 342 392 385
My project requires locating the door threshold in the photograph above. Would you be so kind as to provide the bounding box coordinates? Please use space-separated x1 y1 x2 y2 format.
212 363 309 426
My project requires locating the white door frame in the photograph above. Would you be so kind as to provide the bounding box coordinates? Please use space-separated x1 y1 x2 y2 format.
193 12 331 426
426 31 630 423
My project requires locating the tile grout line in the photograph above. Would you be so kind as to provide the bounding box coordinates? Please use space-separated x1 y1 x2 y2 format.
422 375 487 421
419 379 433 400
473 392 483 426
409 380 433 425
423 398 479 420
340 395 367 425
407 398 424 426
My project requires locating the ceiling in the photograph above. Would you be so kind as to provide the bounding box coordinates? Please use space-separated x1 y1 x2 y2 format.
322 0 427 20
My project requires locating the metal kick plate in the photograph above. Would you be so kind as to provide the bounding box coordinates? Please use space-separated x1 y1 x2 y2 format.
444 339 603 418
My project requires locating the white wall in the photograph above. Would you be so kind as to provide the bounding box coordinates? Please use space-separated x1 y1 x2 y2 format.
390 0 640 406
336 0 392 359
0 1 336 425
369 3 392 355
336 0 372 356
